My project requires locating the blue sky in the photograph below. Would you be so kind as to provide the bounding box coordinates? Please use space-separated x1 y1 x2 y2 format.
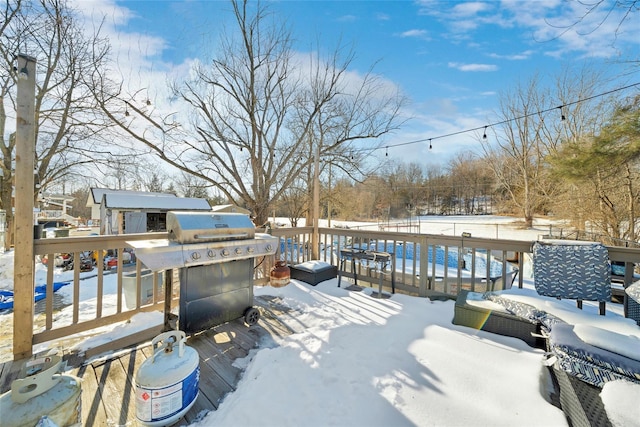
79 0 640 165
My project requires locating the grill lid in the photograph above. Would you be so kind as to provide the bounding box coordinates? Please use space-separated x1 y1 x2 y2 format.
167 211 255 244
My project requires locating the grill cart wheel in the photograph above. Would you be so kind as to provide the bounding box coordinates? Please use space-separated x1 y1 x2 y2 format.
244 307 260 326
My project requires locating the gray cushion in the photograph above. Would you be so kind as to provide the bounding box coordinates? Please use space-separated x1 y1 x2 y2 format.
626 280 640 303
549 322 640 387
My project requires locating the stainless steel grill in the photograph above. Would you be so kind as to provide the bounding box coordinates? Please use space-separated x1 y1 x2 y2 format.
128 211 278 333
130 211 277 270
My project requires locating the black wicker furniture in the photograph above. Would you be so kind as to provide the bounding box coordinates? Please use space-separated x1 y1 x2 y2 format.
289 261 337 286
452 290 545 348
549 363 613 427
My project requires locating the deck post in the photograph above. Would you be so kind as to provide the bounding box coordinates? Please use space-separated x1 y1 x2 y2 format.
311 137 320 260
13 54 37 360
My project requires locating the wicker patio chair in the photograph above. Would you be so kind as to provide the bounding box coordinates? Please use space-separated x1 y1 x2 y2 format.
532 240 611 315
625 280 640 326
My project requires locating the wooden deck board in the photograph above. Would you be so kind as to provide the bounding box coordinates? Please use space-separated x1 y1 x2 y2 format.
72 362 109 427
190 335 242 388
92 356 136 425
0 360 18 394
0 299 293 426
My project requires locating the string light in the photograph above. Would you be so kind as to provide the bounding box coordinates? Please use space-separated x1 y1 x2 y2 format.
558 106 566 121
164 81 640 157
372 81 639 154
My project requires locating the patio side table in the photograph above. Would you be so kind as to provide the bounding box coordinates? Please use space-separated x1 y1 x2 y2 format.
337 249 395 295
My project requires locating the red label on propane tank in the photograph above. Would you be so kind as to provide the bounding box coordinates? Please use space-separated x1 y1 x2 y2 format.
135 367 199 423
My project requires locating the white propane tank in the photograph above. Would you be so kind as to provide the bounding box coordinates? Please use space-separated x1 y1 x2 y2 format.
0 353 81 427
135 330 200 426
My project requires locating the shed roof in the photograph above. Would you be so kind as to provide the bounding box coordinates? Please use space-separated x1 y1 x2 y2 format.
101 193 211 210
88 188 176 207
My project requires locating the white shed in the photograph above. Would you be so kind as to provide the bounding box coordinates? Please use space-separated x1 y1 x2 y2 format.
87 188 175 226
89 189 211 235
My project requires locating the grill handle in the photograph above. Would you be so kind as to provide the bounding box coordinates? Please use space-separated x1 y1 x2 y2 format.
193 233 249 240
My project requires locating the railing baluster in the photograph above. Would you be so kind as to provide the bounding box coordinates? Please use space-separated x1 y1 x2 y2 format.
73 251 80 324
116 247 123 313
45 255 55 330
470 248 477 292
96 250 104 319
135 258 142 309
485 250 491 292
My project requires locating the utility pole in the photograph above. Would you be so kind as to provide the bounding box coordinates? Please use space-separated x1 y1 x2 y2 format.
13 54 37 360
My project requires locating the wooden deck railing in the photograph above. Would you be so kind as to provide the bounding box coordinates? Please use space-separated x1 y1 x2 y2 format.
12 233 274 359
11 228 640 360
271 227 640 300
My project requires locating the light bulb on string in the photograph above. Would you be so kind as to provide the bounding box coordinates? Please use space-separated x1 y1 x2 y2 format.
385 147 388 157
367 82 639 157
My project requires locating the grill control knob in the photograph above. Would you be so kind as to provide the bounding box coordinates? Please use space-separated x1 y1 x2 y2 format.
235 247 243 255
191 252 201 261
247 247 255 254
207 249 216 258
265 244 273 252
221 249 230 257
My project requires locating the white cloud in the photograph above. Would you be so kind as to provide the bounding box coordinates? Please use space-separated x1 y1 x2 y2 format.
448 62 498 72
337 14 358 23
417 0 638 58
451 1 492 17
501 0 639 58
399 29 429 38
488 50 534 60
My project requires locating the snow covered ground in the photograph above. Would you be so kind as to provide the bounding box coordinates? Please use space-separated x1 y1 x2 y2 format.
1 215 639 426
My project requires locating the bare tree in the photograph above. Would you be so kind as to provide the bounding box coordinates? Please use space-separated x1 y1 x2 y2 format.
278 181 308 228
482 66 610 227
1 0 114 248
482 75 550 227
172 172 212 199
447 151 494 215
545 0 639 48
93 0 404 226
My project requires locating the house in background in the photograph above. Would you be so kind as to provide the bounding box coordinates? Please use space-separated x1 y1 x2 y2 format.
86 188 211 235
37 193 76 227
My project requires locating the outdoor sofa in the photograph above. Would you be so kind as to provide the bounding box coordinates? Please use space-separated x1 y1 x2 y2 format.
453 240 640 427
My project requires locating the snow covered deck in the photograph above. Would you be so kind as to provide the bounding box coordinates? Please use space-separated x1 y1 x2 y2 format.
0 295 293 426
